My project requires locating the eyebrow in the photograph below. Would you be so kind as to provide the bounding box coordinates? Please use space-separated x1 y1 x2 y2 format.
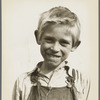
44 36 55 40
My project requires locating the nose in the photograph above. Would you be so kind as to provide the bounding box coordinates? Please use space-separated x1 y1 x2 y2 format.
51 42 60 52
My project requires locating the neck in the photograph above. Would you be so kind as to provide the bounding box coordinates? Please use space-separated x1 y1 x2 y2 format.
40 62 57 74
40 61 65 74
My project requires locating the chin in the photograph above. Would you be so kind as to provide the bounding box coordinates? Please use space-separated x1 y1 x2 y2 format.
46 60 61 68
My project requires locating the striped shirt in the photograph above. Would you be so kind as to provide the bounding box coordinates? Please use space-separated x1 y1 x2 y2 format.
12 61 90 100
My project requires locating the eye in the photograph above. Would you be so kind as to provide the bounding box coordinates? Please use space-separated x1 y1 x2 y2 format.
60 40 70 47
44 37 54 43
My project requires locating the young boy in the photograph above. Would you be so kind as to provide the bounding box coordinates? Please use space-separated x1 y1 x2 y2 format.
12 6 90 100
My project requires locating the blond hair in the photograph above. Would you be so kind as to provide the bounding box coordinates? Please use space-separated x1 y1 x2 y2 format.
37 6 81 46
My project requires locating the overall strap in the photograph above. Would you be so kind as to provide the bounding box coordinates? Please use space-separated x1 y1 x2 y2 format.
64 65 78 100
28 68 42 100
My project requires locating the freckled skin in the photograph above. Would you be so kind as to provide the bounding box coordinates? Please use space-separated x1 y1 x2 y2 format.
39 24 75 71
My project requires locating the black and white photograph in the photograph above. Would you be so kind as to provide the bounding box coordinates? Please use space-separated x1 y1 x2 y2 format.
2 0 98 100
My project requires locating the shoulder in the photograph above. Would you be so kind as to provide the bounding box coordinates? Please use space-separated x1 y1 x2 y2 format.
65 61 91 90
14 70 34 91
66 62 90 80
65 62 91 99
12 70 35 100
16 71 31 82
14 62 41 89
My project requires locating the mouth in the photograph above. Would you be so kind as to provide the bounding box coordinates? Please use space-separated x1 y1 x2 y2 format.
46 54 61 58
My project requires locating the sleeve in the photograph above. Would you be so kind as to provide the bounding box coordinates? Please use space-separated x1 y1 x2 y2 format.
12 78 22 100
71 69 91 100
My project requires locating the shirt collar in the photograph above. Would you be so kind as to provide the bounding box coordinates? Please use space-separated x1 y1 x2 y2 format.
28 60 73 78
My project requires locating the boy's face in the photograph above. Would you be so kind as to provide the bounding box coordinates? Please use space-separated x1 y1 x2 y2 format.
39 24 74 68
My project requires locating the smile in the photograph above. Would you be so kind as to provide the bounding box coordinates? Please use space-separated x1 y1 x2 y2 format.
47 54 61 58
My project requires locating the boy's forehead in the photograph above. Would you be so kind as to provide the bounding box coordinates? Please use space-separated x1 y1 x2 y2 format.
42 24 72 35
41 24 73 40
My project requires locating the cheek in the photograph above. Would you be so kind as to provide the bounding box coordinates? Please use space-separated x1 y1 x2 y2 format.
62 47 71 56
40 43 50 54
40 45 45 58
41 42 52 50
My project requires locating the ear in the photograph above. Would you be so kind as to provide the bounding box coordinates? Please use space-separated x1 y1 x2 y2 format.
71 41 81 52
34 30 41 45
